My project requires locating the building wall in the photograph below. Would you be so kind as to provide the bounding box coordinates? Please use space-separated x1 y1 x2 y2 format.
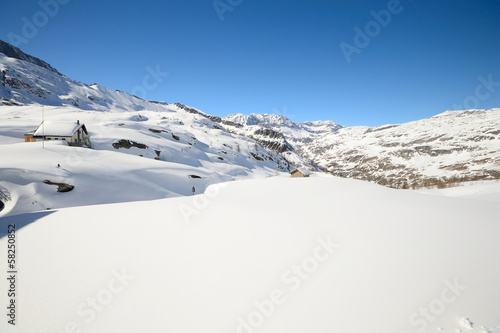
65 129 91 147
291 171 309 178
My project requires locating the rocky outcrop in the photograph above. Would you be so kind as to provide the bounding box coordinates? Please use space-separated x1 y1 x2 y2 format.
43 180 75 192
112 140 148 149
174 102 222 124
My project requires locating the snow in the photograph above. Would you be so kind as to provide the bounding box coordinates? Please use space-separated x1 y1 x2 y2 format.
0 105 293 217
0 176 499 333
3 49 499 187
300 108 500 187
32 120 83 137
417 180 500 203
1 41 500 333
0 53 173 112
0 141 234 216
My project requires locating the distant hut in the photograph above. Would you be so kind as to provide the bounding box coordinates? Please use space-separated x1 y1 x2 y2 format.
290 168 311 178
25 120 91 147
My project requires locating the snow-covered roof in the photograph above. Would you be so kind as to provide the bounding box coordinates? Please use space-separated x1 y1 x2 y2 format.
33 121 85 137
291 168 311 175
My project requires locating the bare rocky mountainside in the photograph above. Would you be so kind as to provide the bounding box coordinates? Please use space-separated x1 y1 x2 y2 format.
1 39 499 189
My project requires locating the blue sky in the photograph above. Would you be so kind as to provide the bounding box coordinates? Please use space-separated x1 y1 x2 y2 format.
1 0 500 126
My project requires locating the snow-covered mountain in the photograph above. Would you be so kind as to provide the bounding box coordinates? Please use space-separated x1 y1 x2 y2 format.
0 40 320 170
222 113 342 168
224 110 500 188
1 39 499 192
223 113 342 146
0 40 292 174
300 109 500 188
0 43 169 111
0 103 299 215
0 40 60 74
0 40 298 215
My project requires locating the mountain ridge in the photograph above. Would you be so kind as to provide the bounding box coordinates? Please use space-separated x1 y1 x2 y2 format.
0 39 60 74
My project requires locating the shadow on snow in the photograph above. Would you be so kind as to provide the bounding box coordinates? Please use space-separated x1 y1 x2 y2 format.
0 210 55 238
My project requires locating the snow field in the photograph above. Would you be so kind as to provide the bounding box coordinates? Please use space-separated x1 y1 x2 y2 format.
0 176 499 332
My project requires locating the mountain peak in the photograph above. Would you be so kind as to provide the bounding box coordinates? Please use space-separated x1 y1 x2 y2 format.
0 39 60 74
223 113 294 127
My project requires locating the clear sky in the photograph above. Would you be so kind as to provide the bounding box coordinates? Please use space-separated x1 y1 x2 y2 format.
1 0 500 126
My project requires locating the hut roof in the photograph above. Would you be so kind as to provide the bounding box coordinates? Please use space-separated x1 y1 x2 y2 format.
33 121 86 137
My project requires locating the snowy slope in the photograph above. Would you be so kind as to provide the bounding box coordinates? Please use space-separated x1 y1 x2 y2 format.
0 105 290 173
0 105 294 216
0 40 299 216
0 141 233 216
417 180 500 202
0 39 179 111
1 51 170 111
0 176 499 333
0 40 60 74
300 109 500 188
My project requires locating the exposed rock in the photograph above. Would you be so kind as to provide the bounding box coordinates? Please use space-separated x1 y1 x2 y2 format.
112 139 148 149
43 180 75 192
174 102 222 123
250 152 264 161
